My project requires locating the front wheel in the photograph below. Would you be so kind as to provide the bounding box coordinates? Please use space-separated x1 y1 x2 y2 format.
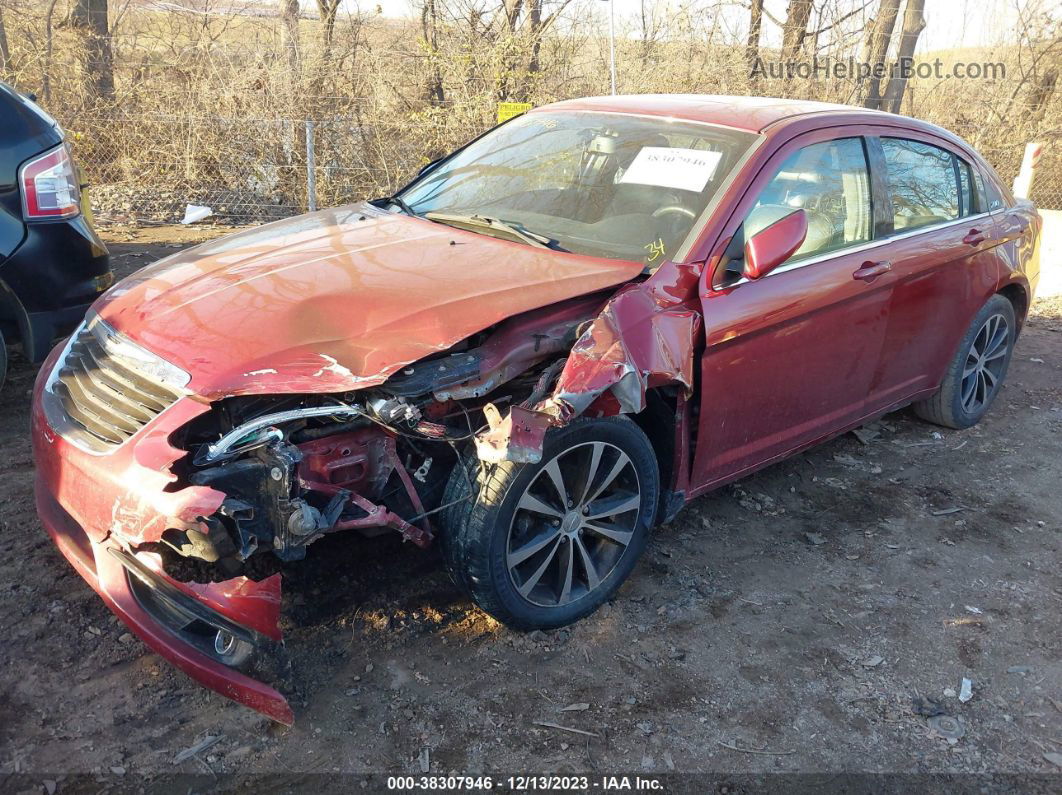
914 294 1016 429
442 417 659 630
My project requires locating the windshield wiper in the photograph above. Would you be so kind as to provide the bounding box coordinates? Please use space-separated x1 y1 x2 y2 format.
423 213 564 250
379 194 418 216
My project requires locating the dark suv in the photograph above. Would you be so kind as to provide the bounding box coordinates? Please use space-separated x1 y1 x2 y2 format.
0 81 112 387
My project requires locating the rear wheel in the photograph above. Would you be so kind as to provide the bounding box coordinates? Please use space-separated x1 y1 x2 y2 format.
914 294 1016 429
442 417 659 630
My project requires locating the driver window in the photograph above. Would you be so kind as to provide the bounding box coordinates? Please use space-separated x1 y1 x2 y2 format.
744 137 872 266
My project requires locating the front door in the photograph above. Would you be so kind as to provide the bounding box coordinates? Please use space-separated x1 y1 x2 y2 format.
691 133 892 492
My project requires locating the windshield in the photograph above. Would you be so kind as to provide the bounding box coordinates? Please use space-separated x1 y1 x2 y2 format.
398 111 759 266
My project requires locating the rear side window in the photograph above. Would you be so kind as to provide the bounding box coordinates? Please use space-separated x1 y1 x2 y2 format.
744 137 872 263
881 138 960 231
974 169 1006 211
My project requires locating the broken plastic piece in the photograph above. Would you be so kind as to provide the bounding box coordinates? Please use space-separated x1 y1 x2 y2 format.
475 403 555 464
181 204 213 224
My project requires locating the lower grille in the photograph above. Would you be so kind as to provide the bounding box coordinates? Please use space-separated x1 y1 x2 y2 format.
48 319 186 452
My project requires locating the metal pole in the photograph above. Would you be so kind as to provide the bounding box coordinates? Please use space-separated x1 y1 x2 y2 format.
304 119 317 212
608 0 616 95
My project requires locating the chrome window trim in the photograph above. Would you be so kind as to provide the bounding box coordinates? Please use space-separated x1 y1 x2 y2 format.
715 210 992 290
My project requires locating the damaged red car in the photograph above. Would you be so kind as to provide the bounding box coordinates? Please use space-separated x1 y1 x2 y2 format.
33 95 1041 724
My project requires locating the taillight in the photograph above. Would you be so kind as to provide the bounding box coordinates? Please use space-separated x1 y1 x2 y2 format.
19 143 81 220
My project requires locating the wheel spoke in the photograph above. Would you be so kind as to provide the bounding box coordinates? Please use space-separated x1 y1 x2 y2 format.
557 541 575 604
982 366 997 388
517 492 564 518
976 370 987 405
960 373 977 411
983 347 1007 363
517 538 562 597
574 535 601 591
585 451 631 504
585 492 641 520
579 442 605 503
582 520 634 547
985 324 1008 358
542 458 569 508
508 527 562 568
963 355 979 378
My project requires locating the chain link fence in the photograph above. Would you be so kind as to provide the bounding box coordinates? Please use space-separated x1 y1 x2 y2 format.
67 109 1062 226
69 113 401 224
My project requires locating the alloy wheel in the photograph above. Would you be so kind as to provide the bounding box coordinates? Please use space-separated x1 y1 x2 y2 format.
961 312 1010 414
506 441 642 608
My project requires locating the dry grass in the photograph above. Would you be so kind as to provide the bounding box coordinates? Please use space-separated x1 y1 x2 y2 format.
1 0 1059 220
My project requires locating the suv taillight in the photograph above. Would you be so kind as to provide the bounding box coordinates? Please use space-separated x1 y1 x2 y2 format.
19 143 81 220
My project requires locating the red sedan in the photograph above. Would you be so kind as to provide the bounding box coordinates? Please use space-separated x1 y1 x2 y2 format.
32 95 1041 723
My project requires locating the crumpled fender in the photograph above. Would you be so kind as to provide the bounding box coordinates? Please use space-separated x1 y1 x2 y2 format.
475 260 702 463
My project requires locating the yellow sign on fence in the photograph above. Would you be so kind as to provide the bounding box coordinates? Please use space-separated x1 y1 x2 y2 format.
497 102 533 123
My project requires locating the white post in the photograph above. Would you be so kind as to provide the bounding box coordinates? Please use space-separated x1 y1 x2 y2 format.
305 119 317 212
1012 141 1044 200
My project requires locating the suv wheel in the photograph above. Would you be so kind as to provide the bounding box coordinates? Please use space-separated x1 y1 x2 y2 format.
914 294 1016 429
442 417 659 630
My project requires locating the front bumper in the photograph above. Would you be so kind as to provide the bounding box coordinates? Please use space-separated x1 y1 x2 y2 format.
31 344 294 724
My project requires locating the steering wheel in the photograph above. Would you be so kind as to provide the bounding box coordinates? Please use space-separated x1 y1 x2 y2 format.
652 205 696 221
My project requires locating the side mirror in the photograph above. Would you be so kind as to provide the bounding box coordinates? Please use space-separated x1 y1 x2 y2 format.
743 209 808 280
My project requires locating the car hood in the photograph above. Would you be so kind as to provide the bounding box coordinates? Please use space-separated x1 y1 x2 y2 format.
93 204 643 398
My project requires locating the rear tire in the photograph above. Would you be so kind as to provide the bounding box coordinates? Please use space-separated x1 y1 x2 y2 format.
441 417 659 630
913 294 1016 429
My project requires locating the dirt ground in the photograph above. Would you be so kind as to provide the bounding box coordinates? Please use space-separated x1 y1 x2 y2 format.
1 223 1060 785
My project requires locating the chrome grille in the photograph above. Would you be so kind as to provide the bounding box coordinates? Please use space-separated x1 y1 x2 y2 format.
47 320 187 452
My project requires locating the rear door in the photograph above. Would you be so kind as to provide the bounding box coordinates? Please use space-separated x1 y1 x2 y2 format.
863 133 1003 411
691 131 892 491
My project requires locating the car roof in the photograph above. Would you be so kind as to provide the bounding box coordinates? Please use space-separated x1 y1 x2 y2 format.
536 94 896 133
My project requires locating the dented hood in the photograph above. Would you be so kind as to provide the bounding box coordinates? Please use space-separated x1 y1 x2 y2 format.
93 205 643 398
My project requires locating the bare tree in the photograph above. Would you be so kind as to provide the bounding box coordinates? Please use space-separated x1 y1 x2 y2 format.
781 0 813 62
42 0 61 102
0 5 10 76
69 0 115 102
860 0 900 109
419 0 445 106
315 0 340 49
280 0 301 75
881 0 925 114
746 0 763 79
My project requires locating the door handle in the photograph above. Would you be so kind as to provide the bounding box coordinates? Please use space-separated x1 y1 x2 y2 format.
963 228 987 246
853 260 891 281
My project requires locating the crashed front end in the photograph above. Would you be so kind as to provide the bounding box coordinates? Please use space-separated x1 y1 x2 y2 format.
31 291 625 722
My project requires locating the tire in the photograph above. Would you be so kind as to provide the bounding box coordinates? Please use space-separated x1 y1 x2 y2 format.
913 294 1016 429
441 416 659 630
